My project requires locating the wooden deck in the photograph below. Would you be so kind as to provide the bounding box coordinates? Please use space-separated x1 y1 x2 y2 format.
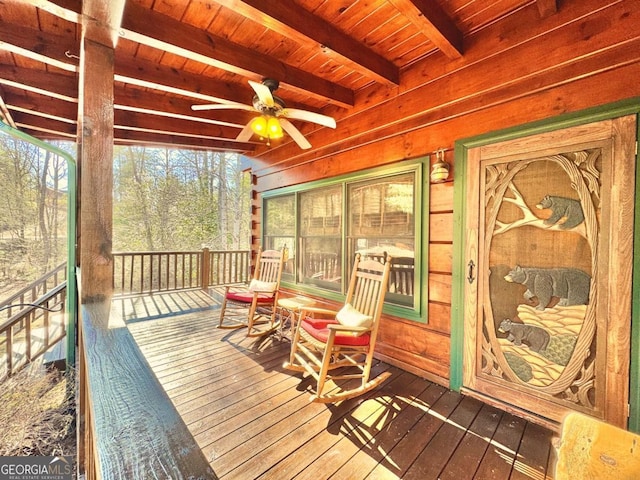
116 290 558 480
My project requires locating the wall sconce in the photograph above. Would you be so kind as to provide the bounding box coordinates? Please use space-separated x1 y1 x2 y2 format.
430 148 450 183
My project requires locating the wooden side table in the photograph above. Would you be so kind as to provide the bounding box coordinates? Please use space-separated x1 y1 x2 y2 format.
276 296 315 340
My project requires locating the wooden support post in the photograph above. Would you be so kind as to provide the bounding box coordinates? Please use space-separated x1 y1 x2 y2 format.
76 3 125 477
77 37 114 303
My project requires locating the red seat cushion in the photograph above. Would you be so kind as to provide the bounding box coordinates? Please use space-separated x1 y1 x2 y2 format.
302 317 339 329
301 318 370 346
225 290 274 304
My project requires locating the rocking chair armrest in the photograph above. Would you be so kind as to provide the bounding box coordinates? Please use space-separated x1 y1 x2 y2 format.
327 323 370 335
223 283 249 292
299 306 339 318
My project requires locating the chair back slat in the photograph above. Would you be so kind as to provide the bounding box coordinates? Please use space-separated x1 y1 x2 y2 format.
254 249 285 285
345 254 391 323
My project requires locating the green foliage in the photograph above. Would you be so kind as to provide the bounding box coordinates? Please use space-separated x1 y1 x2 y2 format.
0 135 69 297
112 145 250 251
0 134 250 301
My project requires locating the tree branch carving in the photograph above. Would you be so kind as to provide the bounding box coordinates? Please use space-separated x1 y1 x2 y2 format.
494 182 586 238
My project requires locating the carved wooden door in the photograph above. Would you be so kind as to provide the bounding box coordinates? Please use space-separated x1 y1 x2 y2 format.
462 115 636 428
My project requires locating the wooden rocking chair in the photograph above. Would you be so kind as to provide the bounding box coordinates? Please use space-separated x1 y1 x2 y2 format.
283 253 392 403
218 248 285 337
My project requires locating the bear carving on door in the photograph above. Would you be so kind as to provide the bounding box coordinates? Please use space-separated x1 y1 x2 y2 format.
461 115 636 427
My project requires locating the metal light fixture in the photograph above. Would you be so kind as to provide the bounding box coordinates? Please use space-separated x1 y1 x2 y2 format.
430 148 450 183
250 115 283 141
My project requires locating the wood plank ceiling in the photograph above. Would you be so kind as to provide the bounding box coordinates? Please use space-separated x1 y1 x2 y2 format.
0 0 554 154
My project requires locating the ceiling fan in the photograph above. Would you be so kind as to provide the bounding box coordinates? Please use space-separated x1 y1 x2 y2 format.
191 78 336 150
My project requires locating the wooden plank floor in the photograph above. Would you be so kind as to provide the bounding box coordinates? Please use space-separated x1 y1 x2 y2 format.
118 290 558 480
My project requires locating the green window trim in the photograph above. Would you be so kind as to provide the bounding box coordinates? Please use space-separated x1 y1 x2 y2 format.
261 156 430 323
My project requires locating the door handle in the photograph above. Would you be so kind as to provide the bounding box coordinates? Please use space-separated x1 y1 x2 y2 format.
467 260 475 284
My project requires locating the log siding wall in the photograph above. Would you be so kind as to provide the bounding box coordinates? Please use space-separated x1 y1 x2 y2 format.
248 0 640 384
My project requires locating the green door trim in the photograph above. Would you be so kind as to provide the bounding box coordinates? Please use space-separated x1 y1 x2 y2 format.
0 122 77 367
451 97 640 431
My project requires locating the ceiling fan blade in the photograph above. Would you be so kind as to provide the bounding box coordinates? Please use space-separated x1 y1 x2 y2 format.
248 80 275 107
191 103 255 112
279 118 311 150
281 108 336 128
236 122 255 142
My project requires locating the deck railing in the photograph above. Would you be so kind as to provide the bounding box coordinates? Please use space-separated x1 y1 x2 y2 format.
112 248 250 296
0 282 67 381
1 262 67 324
0 248 250 381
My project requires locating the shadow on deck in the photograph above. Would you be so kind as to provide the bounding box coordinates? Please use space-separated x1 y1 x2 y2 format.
116 290 558 480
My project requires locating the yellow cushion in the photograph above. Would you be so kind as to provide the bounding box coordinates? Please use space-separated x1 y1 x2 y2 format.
336 303 372 328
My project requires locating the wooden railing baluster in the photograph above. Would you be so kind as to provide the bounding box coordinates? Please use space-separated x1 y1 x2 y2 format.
6 327 13 377
25 313 32 363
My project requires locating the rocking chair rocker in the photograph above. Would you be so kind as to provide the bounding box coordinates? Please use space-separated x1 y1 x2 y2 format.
218 248 285 337
284 253 392 403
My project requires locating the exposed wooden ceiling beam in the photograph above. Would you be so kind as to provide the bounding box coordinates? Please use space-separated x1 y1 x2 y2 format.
113 87 251 129
0 20 78 72
115 52 321 113
119 1 354 108
5 87 247 138
114 110 243 141
1 17 332 118
12 110 76 137
0 65 78 103
11 0 123 49
11 0 81 23
114 130 256 153
212 0 399 86
536 0 558 18
0 22 238 106
115 53 250 107
20 0 355 108
11 106 255 151
0 70 255 132
6 102 76 126
17 125 77 140
387 0 463 59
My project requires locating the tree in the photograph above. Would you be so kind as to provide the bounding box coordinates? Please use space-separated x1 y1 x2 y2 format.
0 136 250 300
112 146 250 252
0 136 70 296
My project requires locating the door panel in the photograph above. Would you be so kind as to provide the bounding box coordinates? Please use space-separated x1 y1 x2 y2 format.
462 115 636 428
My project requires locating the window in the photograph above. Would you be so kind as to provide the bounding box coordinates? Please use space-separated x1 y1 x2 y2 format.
347 172 415 307
263 194 295 280
300 185 342 291
261 157 427 320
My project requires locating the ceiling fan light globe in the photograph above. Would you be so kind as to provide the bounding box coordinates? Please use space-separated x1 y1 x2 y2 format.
267 117 283 138
250 116 268 135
